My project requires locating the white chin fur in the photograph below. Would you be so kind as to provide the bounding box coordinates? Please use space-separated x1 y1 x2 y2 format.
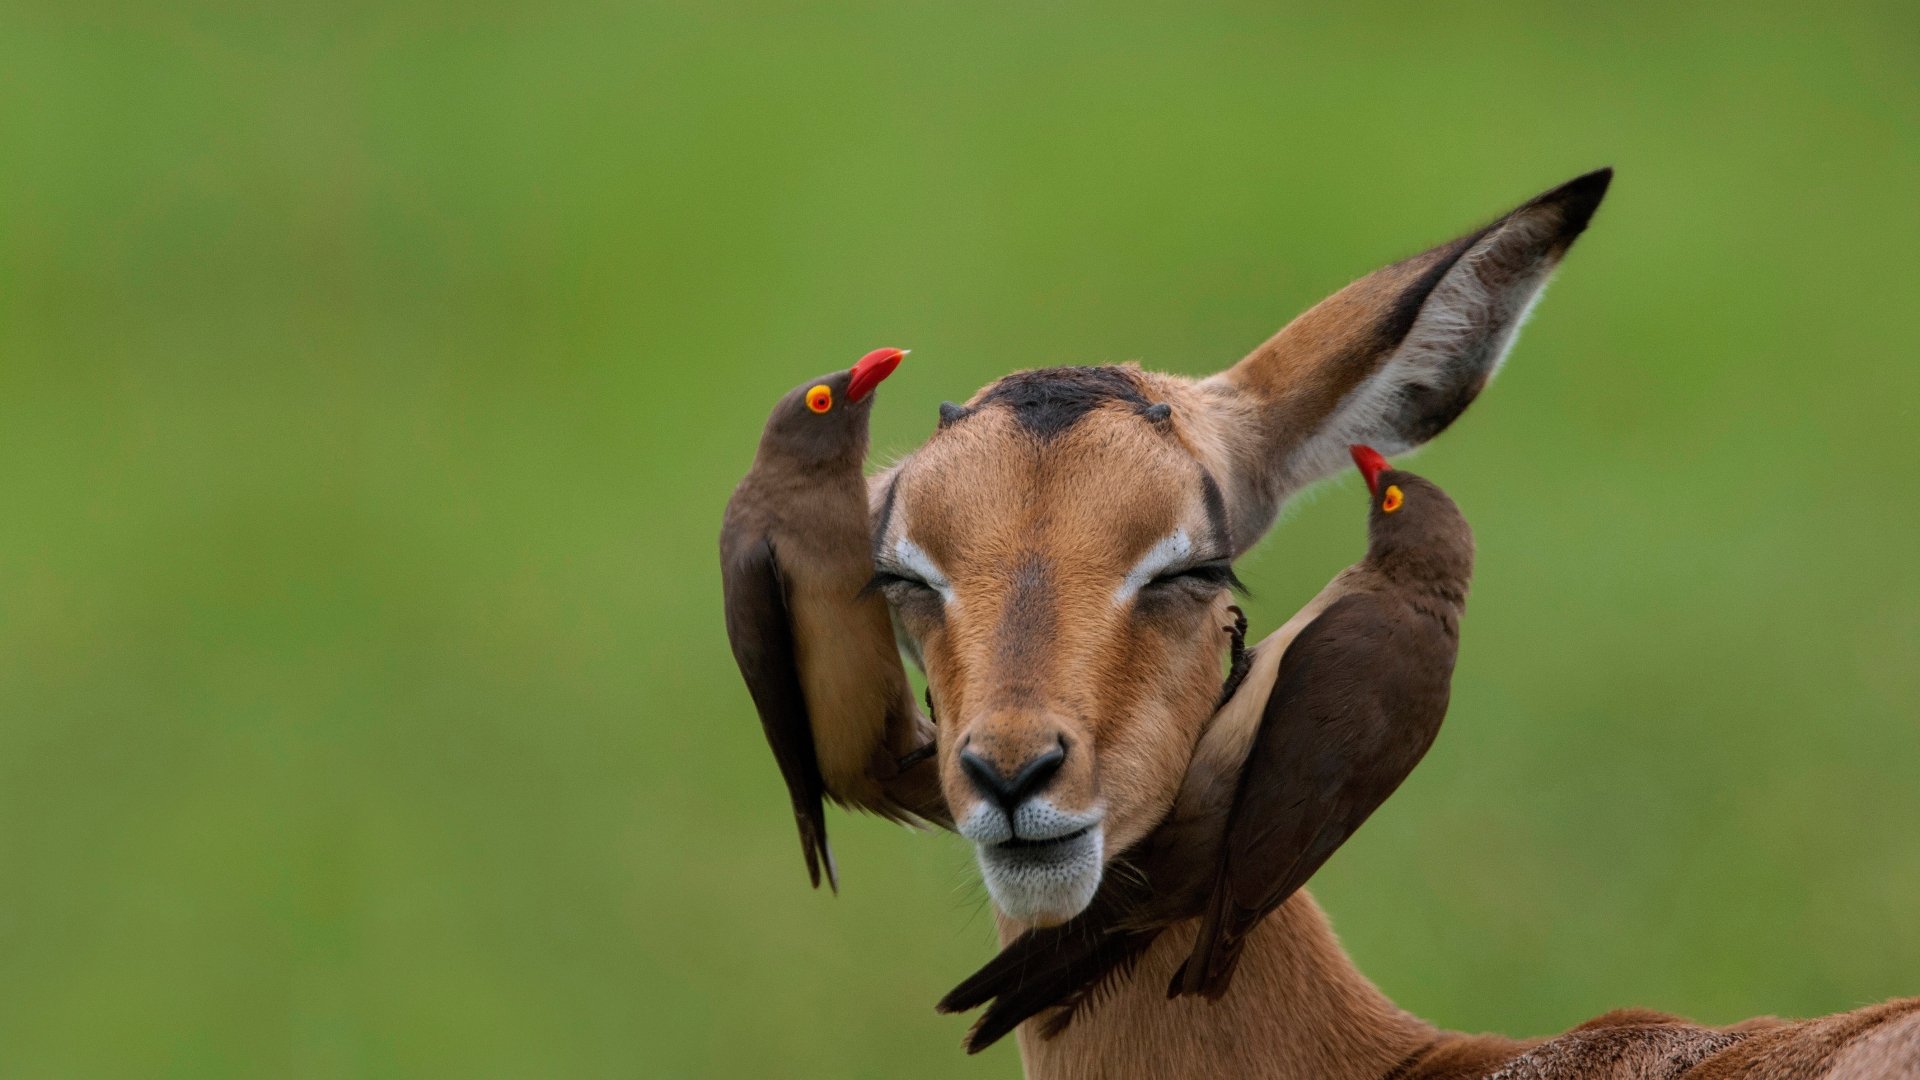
973 824 1104 923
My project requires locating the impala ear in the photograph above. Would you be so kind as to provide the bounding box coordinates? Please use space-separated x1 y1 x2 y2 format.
1198 168 1611 552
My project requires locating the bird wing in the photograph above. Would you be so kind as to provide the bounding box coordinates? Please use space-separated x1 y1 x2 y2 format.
720 528 837 892
1175 592 1451 997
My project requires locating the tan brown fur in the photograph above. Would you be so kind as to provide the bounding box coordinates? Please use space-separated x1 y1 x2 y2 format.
1006 893 1450 1080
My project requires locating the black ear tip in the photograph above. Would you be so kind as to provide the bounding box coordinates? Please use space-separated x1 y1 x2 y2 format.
1532 167 1613 239
1142 402 1173 424
1569 164 1613 187
938 401 972 429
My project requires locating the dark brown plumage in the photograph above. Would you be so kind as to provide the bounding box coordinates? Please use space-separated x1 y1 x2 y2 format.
720 350 948 891
937 445 1473 1048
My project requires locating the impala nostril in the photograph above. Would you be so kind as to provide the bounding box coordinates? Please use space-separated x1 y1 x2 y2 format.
958 748 1010 808
959 739 1068 814
1015 740 1067 802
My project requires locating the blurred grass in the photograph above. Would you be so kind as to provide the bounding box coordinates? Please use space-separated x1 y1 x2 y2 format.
2 0 1918 1075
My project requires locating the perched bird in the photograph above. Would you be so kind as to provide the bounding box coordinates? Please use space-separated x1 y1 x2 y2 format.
720 348 948 892
938 444 1473 1049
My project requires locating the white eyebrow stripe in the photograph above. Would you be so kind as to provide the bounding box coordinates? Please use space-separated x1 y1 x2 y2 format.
892 537 956 605
1114 528 1193 605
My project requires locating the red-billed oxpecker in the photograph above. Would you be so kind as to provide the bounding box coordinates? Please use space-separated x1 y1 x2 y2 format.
939 444 1473 1049
720 348 947 891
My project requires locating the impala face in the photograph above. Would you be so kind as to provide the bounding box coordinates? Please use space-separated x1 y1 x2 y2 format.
870 169 1612 925
873 370 1240 922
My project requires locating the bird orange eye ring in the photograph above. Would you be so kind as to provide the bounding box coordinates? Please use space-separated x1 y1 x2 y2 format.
1381 485 1404 513
806 385 833 413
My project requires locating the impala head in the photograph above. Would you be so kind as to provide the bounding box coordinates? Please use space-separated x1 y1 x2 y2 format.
870 171 1610 924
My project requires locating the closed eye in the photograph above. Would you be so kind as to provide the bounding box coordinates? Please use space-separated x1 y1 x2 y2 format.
868 537 955 606
862 568 938 599
1146 559 1247 595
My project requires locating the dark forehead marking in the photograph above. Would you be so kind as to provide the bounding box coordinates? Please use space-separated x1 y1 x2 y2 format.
1198 469 1231 553
974 365 1151 439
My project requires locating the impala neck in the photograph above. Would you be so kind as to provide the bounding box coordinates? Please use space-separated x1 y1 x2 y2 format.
1002 891 1464 1080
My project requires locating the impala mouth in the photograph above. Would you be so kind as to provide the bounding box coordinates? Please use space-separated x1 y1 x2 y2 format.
996 825 1093 851
968 812 1106 924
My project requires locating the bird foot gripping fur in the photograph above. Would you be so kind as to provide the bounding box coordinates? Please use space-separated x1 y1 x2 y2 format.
1215 605 1252 709
892 687 941 771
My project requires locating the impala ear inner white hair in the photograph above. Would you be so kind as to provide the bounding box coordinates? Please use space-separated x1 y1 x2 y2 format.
1194 173 1612 553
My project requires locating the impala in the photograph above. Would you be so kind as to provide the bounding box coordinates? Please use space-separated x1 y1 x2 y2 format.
864 170 1919 1079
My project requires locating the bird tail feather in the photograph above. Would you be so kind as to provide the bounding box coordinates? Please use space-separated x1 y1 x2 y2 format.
1170 875 1242 999
941 924 1153 1053
794 799 837 893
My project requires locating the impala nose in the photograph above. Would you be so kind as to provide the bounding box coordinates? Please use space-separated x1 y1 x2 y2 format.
959 738 1067 814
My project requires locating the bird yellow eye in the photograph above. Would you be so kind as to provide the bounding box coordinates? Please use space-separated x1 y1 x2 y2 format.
806 385 833 413
1381 485 1404 513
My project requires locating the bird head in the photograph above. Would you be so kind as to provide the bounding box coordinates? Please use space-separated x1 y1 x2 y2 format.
1348 444 1475 582
759 348 907 463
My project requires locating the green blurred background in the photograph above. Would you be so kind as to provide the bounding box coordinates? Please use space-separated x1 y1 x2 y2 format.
3 1 1917 1076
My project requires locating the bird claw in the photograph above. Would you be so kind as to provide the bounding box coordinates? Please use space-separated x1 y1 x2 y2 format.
1215 604 1252 708
896 687 940 770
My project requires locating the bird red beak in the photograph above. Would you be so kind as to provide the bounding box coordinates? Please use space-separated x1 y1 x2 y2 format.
1349 444 1391 495
846 347 907 402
